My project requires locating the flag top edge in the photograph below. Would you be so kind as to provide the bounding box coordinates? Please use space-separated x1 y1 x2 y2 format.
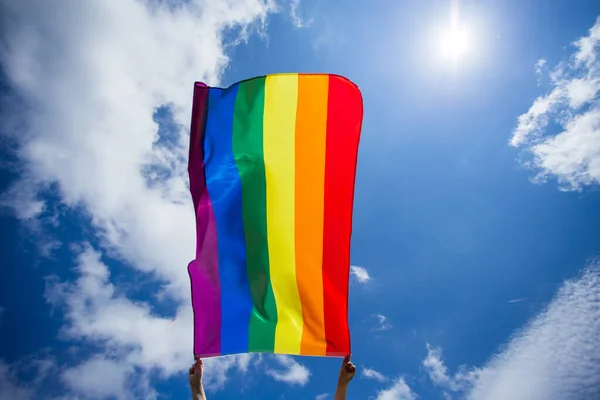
195 73 361 93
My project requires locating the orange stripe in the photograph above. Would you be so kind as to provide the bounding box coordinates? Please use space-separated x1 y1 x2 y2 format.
295 74 329 356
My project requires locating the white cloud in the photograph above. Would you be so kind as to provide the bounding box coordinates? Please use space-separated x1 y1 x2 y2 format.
0 357 57 400
0 0 276 299
0 353 153 400
421 264 600 400
466 263 600 400
374 378 417 400
45 244 253 392
205 353 257 389
45 245 190 372
265 355 311 386
423 344 451 386
371 314 392 332
350 265 371 283
0 0 280 396
290 0 312 28
510 17 600 191
61 357 144 400
574 18 600 67
0 362 34 400
528 109 600 190
362 367 388 382
315 394 329 400
39 240 61 259
535 58 546 83
0 182 45 220
422 344 479 392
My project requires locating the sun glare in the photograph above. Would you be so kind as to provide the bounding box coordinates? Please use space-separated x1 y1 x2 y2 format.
439 26 471 61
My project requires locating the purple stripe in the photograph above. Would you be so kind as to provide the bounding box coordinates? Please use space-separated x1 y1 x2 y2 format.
187 82 221 356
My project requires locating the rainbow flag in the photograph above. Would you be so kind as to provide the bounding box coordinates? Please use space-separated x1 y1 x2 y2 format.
187 74 363 358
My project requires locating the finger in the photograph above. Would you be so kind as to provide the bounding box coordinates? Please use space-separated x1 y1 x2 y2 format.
194 355 200 361
189 367 195 375
343 354 351 364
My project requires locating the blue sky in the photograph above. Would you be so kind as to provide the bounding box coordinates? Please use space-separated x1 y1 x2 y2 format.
1 0 600 399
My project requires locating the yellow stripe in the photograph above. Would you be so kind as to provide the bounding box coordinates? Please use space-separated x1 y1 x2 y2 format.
264 74 303 354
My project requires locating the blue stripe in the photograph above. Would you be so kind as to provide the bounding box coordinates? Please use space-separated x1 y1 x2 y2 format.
204 85 252 355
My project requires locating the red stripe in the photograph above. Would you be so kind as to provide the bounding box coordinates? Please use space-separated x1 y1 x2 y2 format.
322 75 363 356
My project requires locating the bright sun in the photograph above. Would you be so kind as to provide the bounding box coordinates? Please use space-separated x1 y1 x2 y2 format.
439 26 471 61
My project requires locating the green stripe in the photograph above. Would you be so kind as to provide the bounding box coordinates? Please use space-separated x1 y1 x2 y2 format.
232 77 278 352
